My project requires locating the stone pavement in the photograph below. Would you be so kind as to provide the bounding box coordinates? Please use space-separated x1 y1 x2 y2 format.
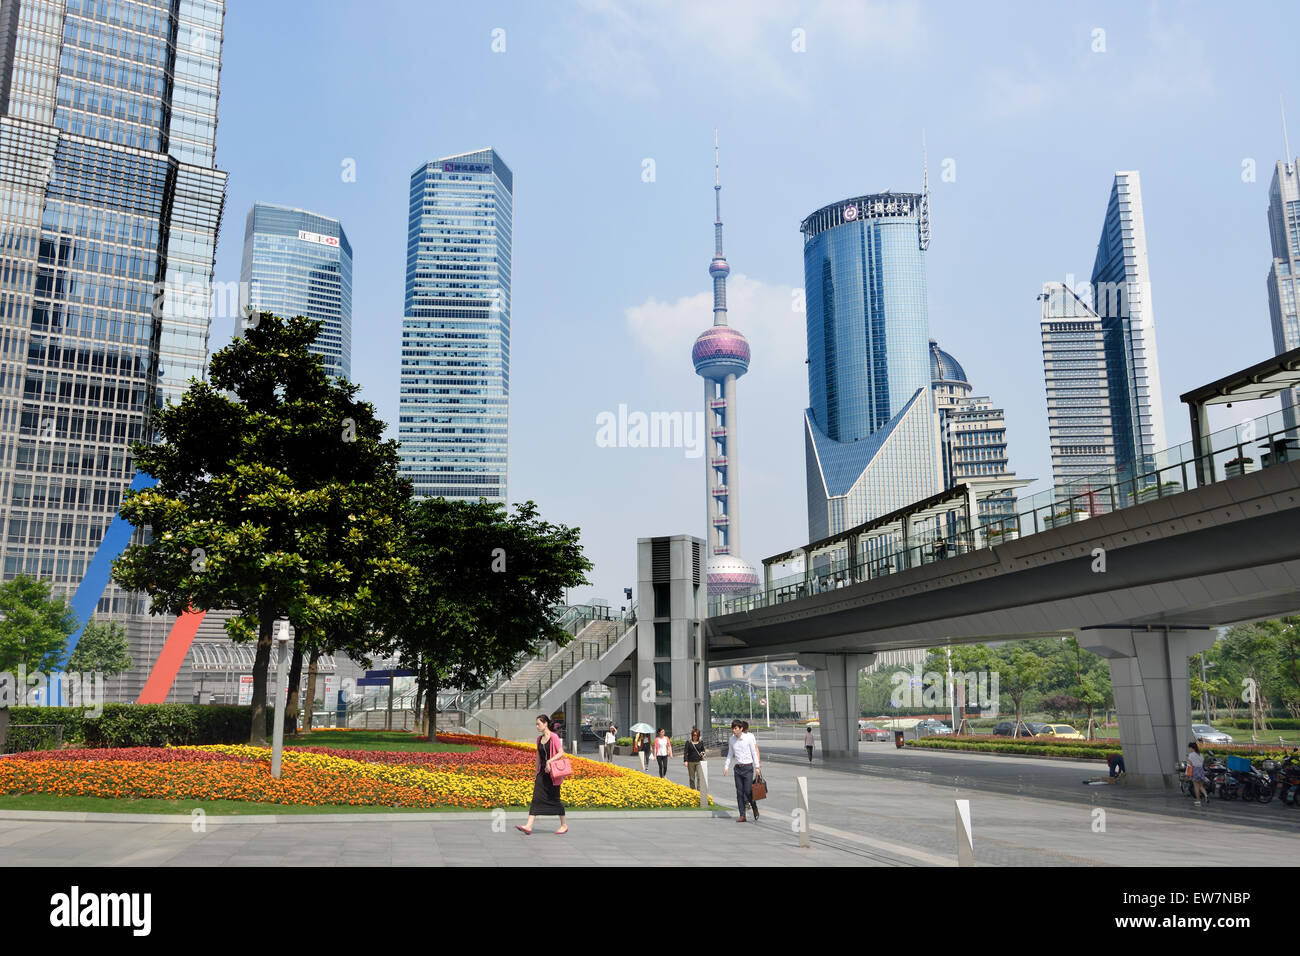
2 741 1297 867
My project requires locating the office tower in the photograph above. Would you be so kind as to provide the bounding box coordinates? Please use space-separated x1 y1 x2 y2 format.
801 186 943 541
1266 130 1300 425
240 203 352 380
1091 171 1167 472
398 148 512 502
930 339 1017 526
692 135 758 596
0 0 227 701
1040 282 1116 497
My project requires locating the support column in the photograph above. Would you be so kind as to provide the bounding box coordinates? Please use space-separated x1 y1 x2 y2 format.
1188 401 1214 487
901 514 913 569
965 485 983 550
797 652 875 758
1076 627 1215 788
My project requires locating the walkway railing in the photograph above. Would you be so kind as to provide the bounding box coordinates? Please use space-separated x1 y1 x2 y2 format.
712 407 1300 617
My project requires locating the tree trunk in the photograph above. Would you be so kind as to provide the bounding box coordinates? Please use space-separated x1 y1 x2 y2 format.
412 655 425 735
249 610 275 745
284 639 305 737
0 706 8 753
428 664 439 739
304 650 321 733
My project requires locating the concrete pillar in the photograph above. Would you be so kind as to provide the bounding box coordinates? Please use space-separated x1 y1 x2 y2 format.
797 652 875 758
1076 627 1215 788
965 485 983 549
901 514 913 569
1188 401 1214 487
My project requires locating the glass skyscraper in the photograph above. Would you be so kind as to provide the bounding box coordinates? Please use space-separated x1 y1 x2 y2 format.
0 0 227 700
1091 171 1166 472
801 191 943 540
398 148 512 502
240 203 352 380
1040 281 1116 498
1266 151 1300 425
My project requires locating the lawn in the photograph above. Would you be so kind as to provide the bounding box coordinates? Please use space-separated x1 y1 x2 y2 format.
282 730 475 753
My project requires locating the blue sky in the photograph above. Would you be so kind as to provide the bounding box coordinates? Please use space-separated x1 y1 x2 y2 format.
210 0 1299 603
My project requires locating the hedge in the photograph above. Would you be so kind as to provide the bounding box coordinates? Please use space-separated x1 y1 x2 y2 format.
908 735 1296 761
2 705 277 749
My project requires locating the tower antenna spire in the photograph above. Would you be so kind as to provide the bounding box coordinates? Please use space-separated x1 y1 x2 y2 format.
1284 96 1293 170
919 130 932 251
714 128 722 224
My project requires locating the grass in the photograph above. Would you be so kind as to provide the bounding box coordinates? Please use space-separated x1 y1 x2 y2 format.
280 730 475 753
0 793 714 815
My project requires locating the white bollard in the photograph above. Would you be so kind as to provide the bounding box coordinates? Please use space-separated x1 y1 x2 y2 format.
955 799 974 866
699 760 710 809
796 776 810 848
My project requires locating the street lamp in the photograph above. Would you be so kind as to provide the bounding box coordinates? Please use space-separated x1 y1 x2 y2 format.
270 619 293 779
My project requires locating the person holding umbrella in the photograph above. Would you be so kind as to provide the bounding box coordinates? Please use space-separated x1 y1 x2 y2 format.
629 722 654 772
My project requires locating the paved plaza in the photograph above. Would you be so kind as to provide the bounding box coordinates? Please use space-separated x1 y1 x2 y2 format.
2 740 1297 866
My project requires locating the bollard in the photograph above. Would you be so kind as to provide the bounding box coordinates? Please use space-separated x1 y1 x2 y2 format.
699 760 710 809
796 776 810 848
954 799 974 866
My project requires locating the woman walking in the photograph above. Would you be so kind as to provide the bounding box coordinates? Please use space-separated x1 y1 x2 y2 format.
654 728 673 777
639 731 652 773
684 727 707 790
1187 741 1208 806
517 715 568 835
804 725 815 763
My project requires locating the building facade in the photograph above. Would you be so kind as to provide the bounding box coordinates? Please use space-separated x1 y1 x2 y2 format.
1091 171 1166 473
692 136 759 596
801 191 943 541
929 339 1017 527
240 203 352 380
1040 281 1116 499
0 0 227 700
398 148 512 502
1266 153 1300 426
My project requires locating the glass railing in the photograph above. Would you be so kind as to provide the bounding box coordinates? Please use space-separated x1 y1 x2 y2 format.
711 408 1300 617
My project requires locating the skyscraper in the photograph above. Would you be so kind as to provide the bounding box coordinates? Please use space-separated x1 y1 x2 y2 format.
1265 136 1300 425
398 149 512 502
1040 281 1116 497
240 203 352 380
930 340 1018 526
801 187 943 541
1091 171 1166 472
0 0 227 700
691 134 758 596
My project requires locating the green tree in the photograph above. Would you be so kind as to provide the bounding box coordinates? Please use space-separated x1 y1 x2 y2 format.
390 497 591 731
0 575 78 749
114 313 403 744
67 620 133 676
995 644 1047 732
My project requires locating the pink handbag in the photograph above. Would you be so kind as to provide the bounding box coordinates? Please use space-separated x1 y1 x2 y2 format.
544 735 573 783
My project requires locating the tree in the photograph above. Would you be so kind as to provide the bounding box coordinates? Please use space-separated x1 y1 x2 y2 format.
114 313 404 744
67 620 133 676
391 497 592 731
995 645 1047 733
0 575 78 749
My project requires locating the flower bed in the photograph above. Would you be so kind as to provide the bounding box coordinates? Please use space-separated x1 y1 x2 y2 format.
0 734 710 810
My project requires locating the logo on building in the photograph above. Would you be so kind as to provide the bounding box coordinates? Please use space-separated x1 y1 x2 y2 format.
297 229 339 247
843 203 858 221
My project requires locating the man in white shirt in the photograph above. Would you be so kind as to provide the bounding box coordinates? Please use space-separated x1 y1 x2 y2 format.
722 718 762 822
603 724 617 763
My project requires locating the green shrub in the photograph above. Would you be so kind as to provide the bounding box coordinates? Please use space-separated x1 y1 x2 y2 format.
4 704 274 748
5 707 88 746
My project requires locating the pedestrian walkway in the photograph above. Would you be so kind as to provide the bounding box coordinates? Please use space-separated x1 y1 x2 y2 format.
2 741 1295 867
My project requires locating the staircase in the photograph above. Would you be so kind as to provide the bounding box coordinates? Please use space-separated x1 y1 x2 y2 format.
467 605 638 740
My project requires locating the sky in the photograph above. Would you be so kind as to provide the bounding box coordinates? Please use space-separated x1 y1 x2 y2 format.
209 0 1300 605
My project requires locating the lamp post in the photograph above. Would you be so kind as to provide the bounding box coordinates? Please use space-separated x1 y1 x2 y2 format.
271 619 292 779
1200 655 1216 723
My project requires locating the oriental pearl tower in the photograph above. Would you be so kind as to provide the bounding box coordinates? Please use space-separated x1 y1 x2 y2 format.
692 133 761 597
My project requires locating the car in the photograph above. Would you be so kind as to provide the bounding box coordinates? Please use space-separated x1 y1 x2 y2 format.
1040 724 1085 739
917 719 952 736
860 723 891 741
1192 723 1234 745
993 720 1047 737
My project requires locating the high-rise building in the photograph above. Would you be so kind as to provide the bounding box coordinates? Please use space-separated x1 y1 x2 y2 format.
240 203 352 380
801 188 943 541
692 135 758 596
1266 144 1300 425
930 339 1017 526
398 148 512 502
1040 281 1116 497
1091 171 1166 473
0 1 226 693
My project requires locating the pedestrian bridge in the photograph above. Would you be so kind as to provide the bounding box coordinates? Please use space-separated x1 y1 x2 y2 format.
707 395 1300 785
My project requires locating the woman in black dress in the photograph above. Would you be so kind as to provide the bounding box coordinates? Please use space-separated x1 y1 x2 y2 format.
517 714 568 835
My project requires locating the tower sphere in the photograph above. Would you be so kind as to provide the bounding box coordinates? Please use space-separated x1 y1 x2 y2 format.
709 257 731 278
692 325 751 379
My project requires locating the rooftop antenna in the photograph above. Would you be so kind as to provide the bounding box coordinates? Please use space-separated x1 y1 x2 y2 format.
919 131 932 251
1283 96 1293 172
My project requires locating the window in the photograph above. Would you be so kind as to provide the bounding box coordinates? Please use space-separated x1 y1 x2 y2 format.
654 622 671 658
653 583 670 617
654 662 672 699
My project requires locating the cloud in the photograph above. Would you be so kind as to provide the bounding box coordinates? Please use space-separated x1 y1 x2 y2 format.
982 66 1054 119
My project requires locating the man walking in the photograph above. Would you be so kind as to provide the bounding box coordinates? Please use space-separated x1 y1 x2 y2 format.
604 724 617 763
722 718 761 823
